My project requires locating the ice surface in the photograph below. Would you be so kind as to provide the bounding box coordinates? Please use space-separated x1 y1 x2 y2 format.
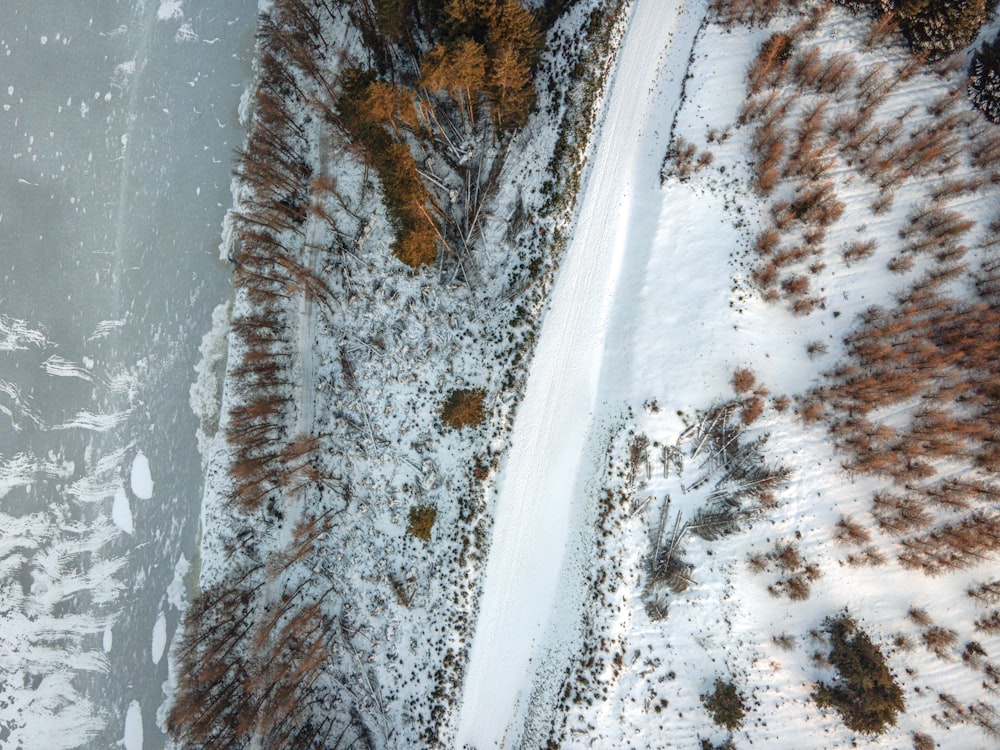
130 451 153 499
112 486 134 534
151 612 166 665
123 701 143 750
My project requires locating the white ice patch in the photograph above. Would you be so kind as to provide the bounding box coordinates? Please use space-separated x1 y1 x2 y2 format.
151 612 166 664
41 355 93 381
112 59 136 89
175 22 198 43
87 318 125 341
123 701 143 750
130 451 153 499
237 86 252 126
112 486 133 534
156 0 184 21
166 554 190 610
190 301 231 463
0 313 50 350
52 409 129 432
103 626 113 653
0 451 73 498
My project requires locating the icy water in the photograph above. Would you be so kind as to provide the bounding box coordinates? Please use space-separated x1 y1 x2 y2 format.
0 1 255 747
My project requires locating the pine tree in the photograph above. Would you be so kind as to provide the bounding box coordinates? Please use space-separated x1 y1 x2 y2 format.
970 33 1000 123
490 42 533 130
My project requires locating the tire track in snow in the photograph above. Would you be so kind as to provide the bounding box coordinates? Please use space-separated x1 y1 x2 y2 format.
455 2 704 747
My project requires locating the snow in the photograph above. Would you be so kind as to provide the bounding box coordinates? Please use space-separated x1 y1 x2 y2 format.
166 554 190 610
151 611 167 664
189 301 231 464
112 486 134 535
156 1 184 22
130 451 153 499
41 355 94 381
538 4 1000 748
456 1 702 745
51 409 130 432
103 626 113 653
122 700 143 750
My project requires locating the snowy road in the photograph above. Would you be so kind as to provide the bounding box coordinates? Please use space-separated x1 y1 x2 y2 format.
455 2 704 747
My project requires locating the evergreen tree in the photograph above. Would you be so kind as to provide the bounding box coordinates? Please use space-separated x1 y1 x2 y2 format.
970 32 1000 122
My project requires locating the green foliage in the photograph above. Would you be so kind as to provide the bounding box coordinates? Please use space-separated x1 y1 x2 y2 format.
420 0 542 132
337 69 439 268
407 504 438 540
896 0 989 57
813 614 905 734
846 0 991 57
970 32 1000 122
701 678 747 731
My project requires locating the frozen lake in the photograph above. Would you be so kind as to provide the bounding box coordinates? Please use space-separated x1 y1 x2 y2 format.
0 1 256 747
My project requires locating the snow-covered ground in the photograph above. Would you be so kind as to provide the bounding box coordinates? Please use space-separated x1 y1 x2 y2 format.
457 1 708 746
461 2 1000 749
505 3 1000 748
172 0 1000 747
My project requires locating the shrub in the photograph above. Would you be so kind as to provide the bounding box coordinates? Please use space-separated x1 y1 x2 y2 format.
773 632 797 650
741 395 765 425
908 606 933 626
732 368 757 394
806 340 829 358
843 239 878 265
922 625 957 658
700 738 736 750
440 388 487 429
701 678 746 730
813 614 905 734
407 504 437 540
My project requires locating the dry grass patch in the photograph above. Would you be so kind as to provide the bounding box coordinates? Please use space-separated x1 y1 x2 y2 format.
440 388 487 429
407 504 437 541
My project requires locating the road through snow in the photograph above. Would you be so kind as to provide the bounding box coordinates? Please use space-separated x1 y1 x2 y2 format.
455 2 703 747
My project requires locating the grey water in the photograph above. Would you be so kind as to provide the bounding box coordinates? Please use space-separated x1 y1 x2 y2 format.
0 1 255 747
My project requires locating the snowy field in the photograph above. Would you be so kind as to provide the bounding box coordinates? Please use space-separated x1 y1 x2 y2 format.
457 0 709 746
460 1 1000 749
